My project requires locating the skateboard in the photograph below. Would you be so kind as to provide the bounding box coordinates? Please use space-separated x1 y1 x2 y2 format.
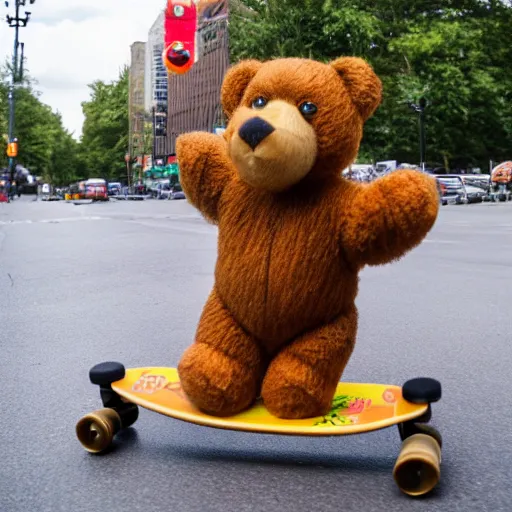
163 0 199 75
76 363 442 497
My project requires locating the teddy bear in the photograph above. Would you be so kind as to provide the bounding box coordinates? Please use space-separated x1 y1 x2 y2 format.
174 56 440 420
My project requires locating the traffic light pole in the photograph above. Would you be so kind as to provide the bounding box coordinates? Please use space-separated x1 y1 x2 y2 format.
5 0 34 180
418 97 427 170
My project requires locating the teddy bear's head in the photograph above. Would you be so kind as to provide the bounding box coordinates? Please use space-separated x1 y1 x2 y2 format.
221 57 382 192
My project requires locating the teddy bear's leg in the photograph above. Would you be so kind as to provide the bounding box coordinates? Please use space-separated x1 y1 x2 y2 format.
178 289 266 417
261 306 358 419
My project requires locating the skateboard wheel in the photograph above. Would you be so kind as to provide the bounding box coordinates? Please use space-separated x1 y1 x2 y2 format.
414 424 443 449
89 362 125 386
76 408 121 454
402 378 441 404
393 433 441 497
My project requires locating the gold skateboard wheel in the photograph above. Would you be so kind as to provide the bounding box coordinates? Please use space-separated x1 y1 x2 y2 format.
76 408 121 454
393 433 441 496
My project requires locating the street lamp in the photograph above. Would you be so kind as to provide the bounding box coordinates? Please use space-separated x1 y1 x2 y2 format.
410 97 427 171
4 0 36 181
152 105 156 167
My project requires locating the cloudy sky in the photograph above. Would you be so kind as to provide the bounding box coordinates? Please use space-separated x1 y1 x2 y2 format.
0 0 165 139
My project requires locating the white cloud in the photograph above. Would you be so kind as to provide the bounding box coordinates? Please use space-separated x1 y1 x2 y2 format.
0 0 166 139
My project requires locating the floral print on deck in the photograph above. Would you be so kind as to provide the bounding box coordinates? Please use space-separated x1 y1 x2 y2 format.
314 394 368 427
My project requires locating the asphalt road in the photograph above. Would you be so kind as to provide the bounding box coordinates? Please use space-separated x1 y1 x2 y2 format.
1 196 511 512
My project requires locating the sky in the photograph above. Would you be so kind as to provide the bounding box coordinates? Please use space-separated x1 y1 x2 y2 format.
0 0 166 139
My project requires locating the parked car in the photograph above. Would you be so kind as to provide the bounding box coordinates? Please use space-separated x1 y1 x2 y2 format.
397 163 422 171
160 183 186 200
437 174 487 203
434 175 467 205
342 164 376 182
463 184 486 203
85 178 108 201
461 174 491 192
108 182 122 196
149 180 170 198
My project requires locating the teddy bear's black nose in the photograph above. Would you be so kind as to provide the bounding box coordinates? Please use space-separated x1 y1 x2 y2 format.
238 117 275 150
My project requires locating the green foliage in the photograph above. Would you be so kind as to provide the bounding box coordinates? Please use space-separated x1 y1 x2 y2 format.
229 0 380 61
79 67 129 182
229 0 512 169
0 67 80 185
0 64 129 186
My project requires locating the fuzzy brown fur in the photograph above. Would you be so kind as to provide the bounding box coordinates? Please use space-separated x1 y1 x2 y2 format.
175 56 440 419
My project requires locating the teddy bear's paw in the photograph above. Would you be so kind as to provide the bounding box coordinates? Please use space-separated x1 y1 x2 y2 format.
262 385 330 420
178 344 259 417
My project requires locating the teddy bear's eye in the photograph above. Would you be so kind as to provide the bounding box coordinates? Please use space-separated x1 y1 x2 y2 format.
299 102 318 118
252 97 268 109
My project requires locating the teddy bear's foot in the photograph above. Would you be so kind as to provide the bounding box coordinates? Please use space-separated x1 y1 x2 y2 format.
263 385 329 419
178 288 265 417
178 343 261 416
261 308 358 419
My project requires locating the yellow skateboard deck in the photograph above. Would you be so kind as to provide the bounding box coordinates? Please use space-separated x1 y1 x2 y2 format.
110 367 428 435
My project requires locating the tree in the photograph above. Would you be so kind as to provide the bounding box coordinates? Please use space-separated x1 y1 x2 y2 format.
0 64 81 185
229 0 512 170
229 0 380 62
383 8 512 167
0 63 130 187
79 67 129 182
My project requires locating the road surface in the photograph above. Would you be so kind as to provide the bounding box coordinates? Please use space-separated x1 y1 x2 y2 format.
1 197 511 512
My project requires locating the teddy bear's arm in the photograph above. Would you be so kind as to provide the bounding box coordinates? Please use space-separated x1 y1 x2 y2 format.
342 170 439 266
175 132 235 223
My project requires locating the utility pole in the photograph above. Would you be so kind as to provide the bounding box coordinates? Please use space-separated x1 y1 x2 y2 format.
139 112 145 186
410 97 427 171
5 0 36 181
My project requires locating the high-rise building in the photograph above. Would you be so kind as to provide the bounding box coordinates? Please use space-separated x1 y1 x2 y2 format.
128 41 147 165
144 10 167 112
144 10 169 164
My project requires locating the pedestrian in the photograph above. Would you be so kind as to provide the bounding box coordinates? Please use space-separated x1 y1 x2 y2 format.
9 181 17 201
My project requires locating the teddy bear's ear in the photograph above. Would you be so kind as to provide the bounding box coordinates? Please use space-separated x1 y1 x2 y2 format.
221 59 263 118
330 57 382 121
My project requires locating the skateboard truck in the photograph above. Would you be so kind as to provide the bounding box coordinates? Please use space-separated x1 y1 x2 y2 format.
76 362 139 454
393 377 442 497
398 377 442 443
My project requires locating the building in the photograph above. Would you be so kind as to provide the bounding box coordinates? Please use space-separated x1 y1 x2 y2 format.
144 10 169 165
166 12 230 155
128 41 147 168
144 10 167 112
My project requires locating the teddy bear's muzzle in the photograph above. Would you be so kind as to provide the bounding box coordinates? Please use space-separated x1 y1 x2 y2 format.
238 117 276 151
229 101 318 192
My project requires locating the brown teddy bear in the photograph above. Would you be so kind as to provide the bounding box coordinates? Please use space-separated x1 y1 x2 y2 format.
175 56 439 419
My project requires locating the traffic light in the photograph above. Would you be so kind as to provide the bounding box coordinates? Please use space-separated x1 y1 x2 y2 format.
7 140 18 157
